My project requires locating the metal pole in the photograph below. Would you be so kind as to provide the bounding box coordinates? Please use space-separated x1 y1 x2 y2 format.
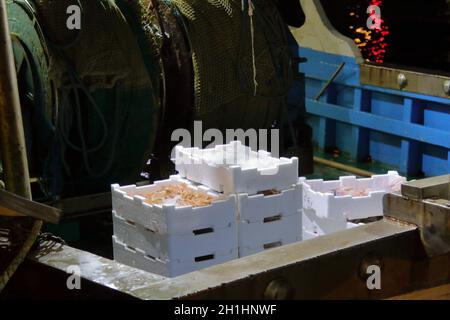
0 0 32 202
314 62 346 101
0 1 43 293
314 156 375 177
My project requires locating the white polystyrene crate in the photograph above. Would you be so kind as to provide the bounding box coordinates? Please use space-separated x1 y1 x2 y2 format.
112 211 237 262
237 186 301 223
111 175 236 234
302 229 318 241
302 209 364 237
302 208 347 237
175 141 299 195
301 171 406 220
113 237 238 278
239 212 301 257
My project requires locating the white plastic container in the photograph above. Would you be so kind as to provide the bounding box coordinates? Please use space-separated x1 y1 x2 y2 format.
111 175 236 234
237 186 301 222
301 171 405 220
236 183 302 257
239 213 301 257
113 236 238 278
302 229 318 241
302 209 365 240
302 208 347 237
175 141 299 195
112 211 237 262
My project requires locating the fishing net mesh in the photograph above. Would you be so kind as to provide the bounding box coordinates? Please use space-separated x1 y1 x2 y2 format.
35 0 158 91
170 0 293 128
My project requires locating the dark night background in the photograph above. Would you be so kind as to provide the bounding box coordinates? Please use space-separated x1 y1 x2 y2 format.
319 0 450 74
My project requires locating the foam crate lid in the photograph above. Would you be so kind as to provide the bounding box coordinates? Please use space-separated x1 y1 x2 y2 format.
112 211 238 262
111 175 236 234
174 141 299 195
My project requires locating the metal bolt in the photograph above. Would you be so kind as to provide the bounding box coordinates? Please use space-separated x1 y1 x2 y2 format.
264 278 295 300
359 253 382 281
443 80 450 96
397 73 407 89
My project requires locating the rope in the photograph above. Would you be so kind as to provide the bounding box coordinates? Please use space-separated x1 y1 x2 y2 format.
56 64 120 178
33 232 66 259
237 0 293 99
0 220 42 292
41 3 126 180
248 0 258 96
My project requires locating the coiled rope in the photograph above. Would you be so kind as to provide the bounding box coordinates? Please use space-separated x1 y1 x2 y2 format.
0 219 42 292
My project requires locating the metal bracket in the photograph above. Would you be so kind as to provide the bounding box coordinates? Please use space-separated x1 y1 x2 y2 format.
384 175 450 257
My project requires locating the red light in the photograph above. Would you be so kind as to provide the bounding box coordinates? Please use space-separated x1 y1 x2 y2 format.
351 0 390 63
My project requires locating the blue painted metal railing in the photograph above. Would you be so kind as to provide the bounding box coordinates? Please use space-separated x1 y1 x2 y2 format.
299 47 450 177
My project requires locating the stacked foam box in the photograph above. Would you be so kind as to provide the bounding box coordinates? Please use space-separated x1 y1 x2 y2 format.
175 141 302 258
300 171 406 239
111 175 238 277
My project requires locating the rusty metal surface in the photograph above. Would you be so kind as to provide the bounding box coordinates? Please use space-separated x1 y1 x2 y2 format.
3 219 449 300
32 243 166 293
3 178 450 299
384 193 450 257
152 220 418 300
401 175 449 201
360 63 450 98
12 219 427 300
385 175 450 257
1 257 138 299
389 283 450 300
